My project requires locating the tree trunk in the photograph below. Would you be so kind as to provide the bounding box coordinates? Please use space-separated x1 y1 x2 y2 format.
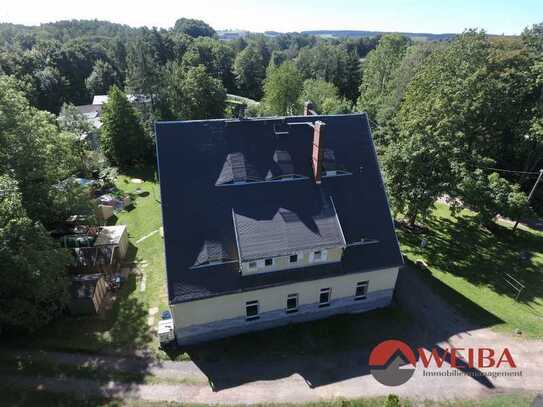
408 209 418 228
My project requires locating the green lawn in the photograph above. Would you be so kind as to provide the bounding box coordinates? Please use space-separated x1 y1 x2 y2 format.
398 203 543 338
0 385 536 407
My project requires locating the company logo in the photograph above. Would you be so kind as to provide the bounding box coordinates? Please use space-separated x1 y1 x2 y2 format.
369 340 417 386
369 339 518 387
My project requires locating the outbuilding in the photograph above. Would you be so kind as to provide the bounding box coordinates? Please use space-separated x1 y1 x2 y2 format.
69 274 107 315
95 225 129 259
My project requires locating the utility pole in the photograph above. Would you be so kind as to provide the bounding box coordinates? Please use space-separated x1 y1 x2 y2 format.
513 169 543 232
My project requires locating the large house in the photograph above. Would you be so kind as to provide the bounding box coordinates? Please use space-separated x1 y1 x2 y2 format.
155 111 403 345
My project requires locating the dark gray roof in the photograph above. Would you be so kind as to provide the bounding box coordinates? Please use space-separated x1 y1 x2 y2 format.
76 104 102 117
216 152 261 185
233 187 345 261
70 273 103 299
155 114 403 304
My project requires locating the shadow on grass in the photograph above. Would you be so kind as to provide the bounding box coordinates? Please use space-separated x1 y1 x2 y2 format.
184 265 500 391
0 385 116 407
399 213 543 305
121 165 157 183
0 273 158 400
14 274 152 356
105 214 118 226
123 241 139 264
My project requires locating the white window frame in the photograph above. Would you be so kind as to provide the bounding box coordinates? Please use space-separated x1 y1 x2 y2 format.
289 253 299 264
319 288 331 307
355 281 369 300
286 293 299 313
310 249 328 263
264 258 274 267
245 300 259 321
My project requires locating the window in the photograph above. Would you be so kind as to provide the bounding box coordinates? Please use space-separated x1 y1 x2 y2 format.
286 294 298 313
355 281 369 300
310 249 328 263
265 258 273 266
289 254 298 263
319 288 331 307
248 261 257 269
245 300 259 321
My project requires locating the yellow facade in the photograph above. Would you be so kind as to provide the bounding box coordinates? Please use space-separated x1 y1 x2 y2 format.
240 247 344 275
172 267 398 329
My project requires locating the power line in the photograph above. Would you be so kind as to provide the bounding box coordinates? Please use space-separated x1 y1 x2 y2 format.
366 119 542 177
472 166 541 176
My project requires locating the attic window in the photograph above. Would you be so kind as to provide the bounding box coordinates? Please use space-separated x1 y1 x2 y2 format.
216 152 261 186
273 150 294 175
191 240 233 268
321 149 352 178
266 150 307 181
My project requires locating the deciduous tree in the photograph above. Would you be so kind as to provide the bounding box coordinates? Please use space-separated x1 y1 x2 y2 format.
161 64 226 120
86 59 118 96
173 18 216 38
262 61 303 116
234 45 266 99
0 175 71 333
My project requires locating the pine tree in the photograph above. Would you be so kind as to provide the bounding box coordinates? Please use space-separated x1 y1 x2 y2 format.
100 86 149 168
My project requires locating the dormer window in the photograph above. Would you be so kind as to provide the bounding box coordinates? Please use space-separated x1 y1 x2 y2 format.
191 239 234 269
233 190 345 275
310 249 328 263
216 152 261 186
266 150 308 182
321 149 352 178
273 150 294 175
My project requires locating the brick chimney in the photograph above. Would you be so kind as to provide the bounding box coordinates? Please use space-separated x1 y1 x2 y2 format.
312 121 326 184
304 101 315 116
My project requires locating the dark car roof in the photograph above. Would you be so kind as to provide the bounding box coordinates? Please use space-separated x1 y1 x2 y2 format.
155 114 403 304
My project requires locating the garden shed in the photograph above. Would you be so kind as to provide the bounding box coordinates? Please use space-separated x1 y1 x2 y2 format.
95 225 129 259
69 245 120 274
69 274 107 315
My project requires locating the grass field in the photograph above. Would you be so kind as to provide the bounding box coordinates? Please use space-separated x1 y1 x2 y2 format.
0 385 536 407
398 203 543 338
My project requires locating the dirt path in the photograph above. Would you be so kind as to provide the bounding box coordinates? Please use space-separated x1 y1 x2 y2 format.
4 266 543 404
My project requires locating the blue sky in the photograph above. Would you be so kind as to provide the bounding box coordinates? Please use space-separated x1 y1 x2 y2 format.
3 0 542 34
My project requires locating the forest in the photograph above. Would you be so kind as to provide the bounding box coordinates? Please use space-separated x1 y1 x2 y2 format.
0 17 542 333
